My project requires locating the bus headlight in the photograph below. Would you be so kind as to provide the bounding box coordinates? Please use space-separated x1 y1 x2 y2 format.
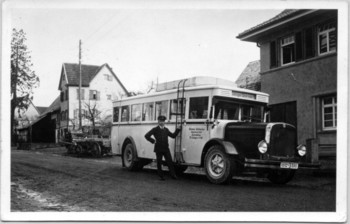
297 145 307 157
258 140 268 154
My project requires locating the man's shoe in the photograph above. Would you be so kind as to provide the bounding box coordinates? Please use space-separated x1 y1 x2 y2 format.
159 176 165 181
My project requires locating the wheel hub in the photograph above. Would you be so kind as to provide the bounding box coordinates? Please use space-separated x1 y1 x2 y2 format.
209 154 224 177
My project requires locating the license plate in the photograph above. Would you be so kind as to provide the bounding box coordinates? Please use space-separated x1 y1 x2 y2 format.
280 162 298 169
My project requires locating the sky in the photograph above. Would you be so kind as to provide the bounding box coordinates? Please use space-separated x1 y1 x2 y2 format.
8 1 283 107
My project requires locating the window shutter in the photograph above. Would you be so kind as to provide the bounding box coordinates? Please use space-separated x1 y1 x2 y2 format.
89 90 93 100
82 89 85 100
295 32 303 61
60 92 64 102
76 89 79 100
97 91 100 100
270 41 277 68
305 27 315 58
65 90 68 101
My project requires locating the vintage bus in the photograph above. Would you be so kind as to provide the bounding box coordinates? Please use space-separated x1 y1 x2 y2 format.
111 77 318 184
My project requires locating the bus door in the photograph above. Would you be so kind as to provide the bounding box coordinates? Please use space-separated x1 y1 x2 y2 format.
181 96 210 165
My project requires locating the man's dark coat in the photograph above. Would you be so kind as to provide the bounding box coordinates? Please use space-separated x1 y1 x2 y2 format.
144 126 180 152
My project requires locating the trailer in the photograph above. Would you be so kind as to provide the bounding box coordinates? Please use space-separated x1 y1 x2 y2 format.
62 131 111 157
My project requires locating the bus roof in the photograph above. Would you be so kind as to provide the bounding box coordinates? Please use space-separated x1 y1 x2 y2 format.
113 84 269 103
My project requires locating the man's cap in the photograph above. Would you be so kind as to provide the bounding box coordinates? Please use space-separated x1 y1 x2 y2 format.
157 115 166 121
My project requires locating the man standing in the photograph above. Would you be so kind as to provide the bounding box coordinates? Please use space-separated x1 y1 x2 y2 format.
145 115 181 180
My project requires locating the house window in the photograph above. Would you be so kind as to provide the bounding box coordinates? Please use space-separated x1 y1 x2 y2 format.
318 22 336 55
280 35 295 65
107 94 112 100
65 90 69 101
90 90 100 100
322 95 337 130
60 91 64 102
74 109 78 119
76 89 85 100
104 74 113 81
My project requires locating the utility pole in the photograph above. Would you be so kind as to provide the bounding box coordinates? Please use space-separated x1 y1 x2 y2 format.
78 40 82 130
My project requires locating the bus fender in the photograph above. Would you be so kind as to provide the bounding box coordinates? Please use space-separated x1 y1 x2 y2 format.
203 138 238 155
121 136 139 167
202 139 238 166
221 140 239 155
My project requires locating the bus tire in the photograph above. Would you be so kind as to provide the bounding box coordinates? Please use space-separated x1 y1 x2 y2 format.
204 145 235 184
267 169 295 184
174 165 188 176
122 143 141 171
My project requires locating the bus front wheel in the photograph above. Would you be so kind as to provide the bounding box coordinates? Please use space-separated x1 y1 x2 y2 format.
123 143 141 171
204 145 235 184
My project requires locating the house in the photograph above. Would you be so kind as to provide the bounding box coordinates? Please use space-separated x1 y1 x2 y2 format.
237 9 337 164
58 63 129 138
235 60 261 91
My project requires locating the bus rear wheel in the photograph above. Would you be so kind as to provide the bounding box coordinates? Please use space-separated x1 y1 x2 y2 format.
123 143 141 171
204 145 235 184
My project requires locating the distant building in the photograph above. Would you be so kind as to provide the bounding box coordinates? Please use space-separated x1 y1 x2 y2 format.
17 96 60 143
58 63 129 137
14 98 45 129
235 60 261 91
237 9 337 163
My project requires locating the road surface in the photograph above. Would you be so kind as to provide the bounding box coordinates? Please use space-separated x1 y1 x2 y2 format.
11 149 336 212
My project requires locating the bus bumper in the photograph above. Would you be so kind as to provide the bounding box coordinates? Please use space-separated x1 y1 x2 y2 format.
244 158 321 170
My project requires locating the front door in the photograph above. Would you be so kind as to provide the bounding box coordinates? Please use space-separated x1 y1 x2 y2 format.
181 96 210 165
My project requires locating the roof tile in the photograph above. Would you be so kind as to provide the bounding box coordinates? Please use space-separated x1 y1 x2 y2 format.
237 9 302 38
64 63 101 86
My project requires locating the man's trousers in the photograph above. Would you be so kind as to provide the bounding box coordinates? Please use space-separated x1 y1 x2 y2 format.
155 150 176 178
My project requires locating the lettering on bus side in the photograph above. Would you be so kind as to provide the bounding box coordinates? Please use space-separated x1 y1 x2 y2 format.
189 127 205 140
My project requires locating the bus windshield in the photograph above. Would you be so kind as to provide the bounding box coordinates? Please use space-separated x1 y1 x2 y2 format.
213 97 264 122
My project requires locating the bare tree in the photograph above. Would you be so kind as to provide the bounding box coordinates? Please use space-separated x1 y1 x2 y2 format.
84 101 102 130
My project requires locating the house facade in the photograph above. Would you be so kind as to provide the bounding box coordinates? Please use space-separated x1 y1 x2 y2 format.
58 63 129 137
237 10 337 163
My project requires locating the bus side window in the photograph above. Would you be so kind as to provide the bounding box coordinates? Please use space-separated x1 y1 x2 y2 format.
113 106 120 122
170 98 186 120
131 104 142 122
121 106 130 122
142 102 154 121
155 100 169 120
189 97 209 119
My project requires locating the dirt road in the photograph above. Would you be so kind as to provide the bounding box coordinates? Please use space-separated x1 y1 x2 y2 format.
11 149 336 212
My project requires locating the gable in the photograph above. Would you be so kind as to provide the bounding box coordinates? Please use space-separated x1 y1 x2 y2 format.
89 64 129 96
